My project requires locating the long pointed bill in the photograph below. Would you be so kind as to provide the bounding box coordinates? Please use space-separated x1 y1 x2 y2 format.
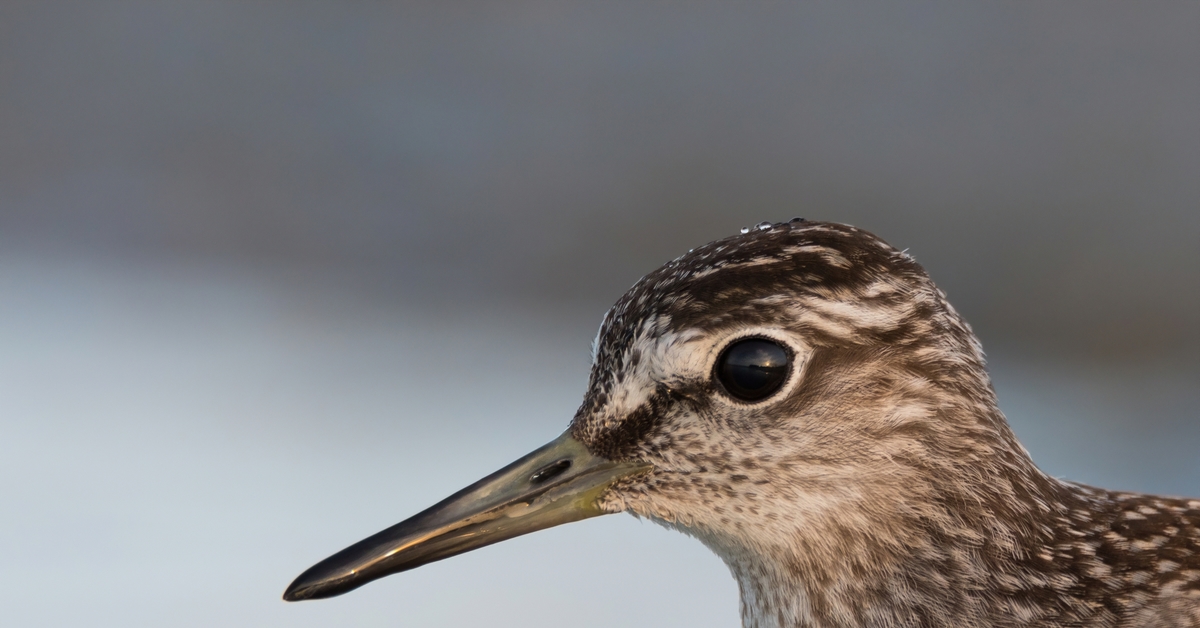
283 432 648 601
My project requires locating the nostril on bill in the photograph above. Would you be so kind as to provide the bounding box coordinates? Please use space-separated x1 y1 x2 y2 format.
529 459 572 484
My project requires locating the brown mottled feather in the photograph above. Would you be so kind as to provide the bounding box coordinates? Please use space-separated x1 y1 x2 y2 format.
570 221 1199 627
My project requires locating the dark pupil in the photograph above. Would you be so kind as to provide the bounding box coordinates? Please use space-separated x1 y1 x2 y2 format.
717 339 789 401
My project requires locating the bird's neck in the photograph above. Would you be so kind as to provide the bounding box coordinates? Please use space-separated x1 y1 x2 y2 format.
718 489 1078 627
709 411 1081 628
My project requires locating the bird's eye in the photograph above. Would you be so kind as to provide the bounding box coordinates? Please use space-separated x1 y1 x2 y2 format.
715 338 790 402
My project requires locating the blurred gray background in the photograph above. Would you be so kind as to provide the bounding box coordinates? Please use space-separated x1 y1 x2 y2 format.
2 3 1197 627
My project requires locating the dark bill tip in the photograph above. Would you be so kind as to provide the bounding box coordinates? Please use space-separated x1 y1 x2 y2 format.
282 576 333 602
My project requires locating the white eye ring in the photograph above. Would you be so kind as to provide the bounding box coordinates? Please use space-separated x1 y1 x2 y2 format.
706 328 809 408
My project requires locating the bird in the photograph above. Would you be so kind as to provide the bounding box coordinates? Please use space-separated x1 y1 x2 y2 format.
284 220 1200 627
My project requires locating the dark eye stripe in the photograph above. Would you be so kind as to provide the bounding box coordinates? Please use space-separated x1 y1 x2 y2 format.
716 338 790 402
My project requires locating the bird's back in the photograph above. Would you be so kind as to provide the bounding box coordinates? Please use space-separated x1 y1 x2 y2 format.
1026 482 1200 627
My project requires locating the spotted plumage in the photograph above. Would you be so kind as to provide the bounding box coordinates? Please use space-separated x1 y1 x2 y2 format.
569 220 1200 627
285 219 1199 627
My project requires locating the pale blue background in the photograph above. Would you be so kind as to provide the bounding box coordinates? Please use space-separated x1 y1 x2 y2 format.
2 3 1197 627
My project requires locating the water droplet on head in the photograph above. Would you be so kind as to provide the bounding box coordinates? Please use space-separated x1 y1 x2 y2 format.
756 221 773 231
789 217 806 223
740 227 750 234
